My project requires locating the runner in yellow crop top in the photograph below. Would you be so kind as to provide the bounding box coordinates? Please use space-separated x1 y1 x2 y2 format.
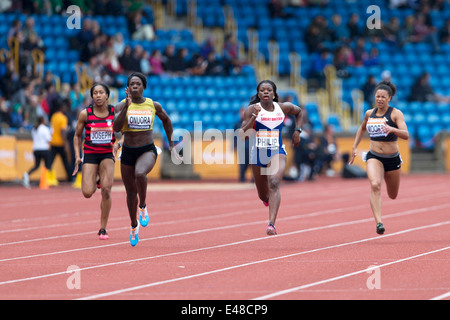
121 98 156 133
113 72 182 246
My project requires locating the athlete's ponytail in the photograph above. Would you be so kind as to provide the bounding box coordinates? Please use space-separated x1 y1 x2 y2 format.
375 80 396 97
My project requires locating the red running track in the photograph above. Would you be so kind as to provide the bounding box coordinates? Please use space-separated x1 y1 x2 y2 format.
0 174 449 300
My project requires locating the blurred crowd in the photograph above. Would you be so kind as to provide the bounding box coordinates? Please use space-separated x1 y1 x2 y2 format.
307 0 449 87
1 0 450 136
0 0 248 135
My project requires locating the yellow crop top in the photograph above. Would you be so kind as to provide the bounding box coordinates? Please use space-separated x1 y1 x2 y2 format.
121 98 156 132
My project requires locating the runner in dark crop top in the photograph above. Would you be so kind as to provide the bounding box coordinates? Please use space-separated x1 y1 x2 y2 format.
349 80 409 235
366 106 398 142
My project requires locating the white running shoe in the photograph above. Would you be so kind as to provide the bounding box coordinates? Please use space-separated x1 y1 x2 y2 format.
139 205 149 227
22 172 30 189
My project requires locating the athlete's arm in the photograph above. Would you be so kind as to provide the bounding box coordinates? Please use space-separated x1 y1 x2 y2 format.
113 88 131 132
280 102 303 147
72 109 87 176
386 108 409 140
240 104 261 132
349 110 370 165
154 101 182 162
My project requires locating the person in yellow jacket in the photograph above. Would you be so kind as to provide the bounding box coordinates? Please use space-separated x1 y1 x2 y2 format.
49 101 72 183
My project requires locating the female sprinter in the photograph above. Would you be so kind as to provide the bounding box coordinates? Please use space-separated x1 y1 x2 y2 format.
73 83 120 240
349 80 409 234
240 80 303 235
113 72 182 246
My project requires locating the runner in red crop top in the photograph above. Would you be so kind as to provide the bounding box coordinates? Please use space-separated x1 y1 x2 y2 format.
73 83 121 240
350 80 409 235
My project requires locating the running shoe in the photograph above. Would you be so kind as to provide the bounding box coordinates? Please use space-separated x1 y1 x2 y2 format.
130 221 140 246
376 223 385 235
96 178 101 189
266 222 277 235
98 228 109 240
263 200 269 207
22 172 30 189
139 205 149 227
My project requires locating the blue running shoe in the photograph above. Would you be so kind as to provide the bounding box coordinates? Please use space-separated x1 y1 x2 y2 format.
130 221 140 246
139 205 149 227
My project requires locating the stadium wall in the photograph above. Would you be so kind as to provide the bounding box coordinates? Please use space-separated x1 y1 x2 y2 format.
1 136 412 183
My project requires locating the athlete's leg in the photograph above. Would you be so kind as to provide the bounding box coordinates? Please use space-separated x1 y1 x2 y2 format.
384 168 401 200
366 158 384 224
81 163 99 199
266 154 287 225
134 151 157 209
252 164 269 204
98 158 114 230
121 163 138 227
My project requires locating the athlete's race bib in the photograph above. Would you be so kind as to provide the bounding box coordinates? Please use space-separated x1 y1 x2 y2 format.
90 127 113 144
128 109 153 130
366 118 387 138
256 130 279 149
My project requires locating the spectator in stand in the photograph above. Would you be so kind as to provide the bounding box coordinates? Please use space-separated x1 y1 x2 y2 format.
205 52 224 76
140 50 151 75
383 17 402 47
103 47 124 76
408 72 450 103
268 0 292 18
0 97 11 132
361 75 377 106
162 44 178 73
87 56 104 83
201 37 215 59
128 9 155 41
130 45 145 73
304 16 329 53
223 33 243 75
329 14 351 43
81 34 105 64
112 33 126 56
308 48 332 88
77 18 94 61
414 12 440 52
22 17 41 44
439 18 450 43
347 13 362 39
0 59 21 100
317 124 340 177
10 103 24 130
364 20 384 44
149 49 165 75
333 45 354 78
353 37 368 66
294 124 319 182
170 47 189 75
70 83 85 112
186 53 207 76
363 47 380 67
27 94 46 126
119 45 135 73
7 19 23 43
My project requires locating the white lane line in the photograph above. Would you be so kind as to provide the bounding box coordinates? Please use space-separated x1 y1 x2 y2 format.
1 202 449 263
77 221 450 300
430 291 450 300
253 244 450 300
